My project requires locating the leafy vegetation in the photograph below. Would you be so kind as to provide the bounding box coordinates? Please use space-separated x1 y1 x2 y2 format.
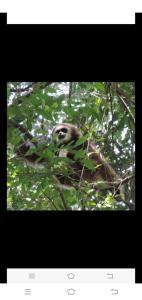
7 82 135 210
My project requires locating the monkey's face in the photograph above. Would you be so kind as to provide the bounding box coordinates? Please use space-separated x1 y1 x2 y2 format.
52 124 72 146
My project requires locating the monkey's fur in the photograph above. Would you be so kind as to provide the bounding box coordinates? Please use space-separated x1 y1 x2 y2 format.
16 122 122 191
52 123 121 189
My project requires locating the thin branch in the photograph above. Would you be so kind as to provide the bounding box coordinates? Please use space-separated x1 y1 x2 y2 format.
111 174 135 209
69 82 72 99
51 176 70 210
9 82 53 93
8 82 53 107
42 193 58 210
58 190 70 210
116 91 135 126
8 120 38 145
9 83 35 93
78 141 90 210
116 86 135 104
90 174 135 190
119 174 135 184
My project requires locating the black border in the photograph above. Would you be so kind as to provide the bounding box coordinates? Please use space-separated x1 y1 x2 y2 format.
6 211 135 268
0 13 7 284
1 12 141 283
6 24 135 82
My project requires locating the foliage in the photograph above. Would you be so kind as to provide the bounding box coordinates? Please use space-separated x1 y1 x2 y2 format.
7 82 135 210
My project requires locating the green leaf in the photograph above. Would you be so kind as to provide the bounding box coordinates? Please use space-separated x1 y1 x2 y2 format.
83 159 94 170
74 149 85 160
95 82 104 92
75 135 88 147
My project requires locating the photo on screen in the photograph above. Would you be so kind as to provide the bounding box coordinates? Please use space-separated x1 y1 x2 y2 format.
7 82 135 211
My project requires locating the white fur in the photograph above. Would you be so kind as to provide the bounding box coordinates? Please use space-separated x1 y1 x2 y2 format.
58 150 68 157
53 127 72 146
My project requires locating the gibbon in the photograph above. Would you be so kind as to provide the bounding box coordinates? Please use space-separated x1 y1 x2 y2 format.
15 122 122 191
52 123 121 189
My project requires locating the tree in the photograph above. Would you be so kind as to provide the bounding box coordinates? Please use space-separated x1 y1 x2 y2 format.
7 82 135 210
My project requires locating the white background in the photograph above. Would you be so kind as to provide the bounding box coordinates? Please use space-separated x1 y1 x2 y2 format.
0 0 142 24
0 283 142 300
7 268 135 283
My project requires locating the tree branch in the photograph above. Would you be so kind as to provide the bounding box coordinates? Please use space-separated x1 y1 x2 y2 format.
9 82 35 93
90 174 135 190
116 89 135 126
8 119 38 146
58 190 70 210
8 82 53 107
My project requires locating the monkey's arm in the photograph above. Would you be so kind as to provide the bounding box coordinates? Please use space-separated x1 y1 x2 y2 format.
8 119 48 164
87 142 121 182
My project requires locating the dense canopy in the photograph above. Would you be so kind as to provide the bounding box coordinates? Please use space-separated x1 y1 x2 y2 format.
7 82 135 210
